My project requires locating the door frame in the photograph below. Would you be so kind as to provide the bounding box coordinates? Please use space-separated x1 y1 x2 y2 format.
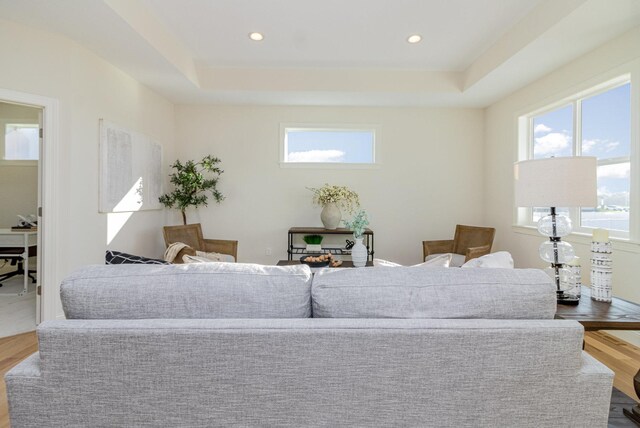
0 87 59 322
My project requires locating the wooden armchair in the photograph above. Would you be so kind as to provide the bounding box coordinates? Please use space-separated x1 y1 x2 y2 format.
422 225 495 267
163 223 238 264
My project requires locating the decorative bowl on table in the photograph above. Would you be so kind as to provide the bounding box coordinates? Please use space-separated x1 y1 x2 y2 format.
299 255 331 268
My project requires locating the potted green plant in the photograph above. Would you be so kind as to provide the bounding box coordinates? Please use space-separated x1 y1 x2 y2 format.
308 184 360 229
159 155 225 225
343 210 370 268
303 234 324 252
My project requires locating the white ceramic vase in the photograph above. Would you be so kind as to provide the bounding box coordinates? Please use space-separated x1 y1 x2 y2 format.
321 202 341 229
351 237 367 268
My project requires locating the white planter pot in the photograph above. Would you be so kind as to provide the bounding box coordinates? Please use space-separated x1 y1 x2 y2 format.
351 237 367 268
305 244 322 252
321 202 341 229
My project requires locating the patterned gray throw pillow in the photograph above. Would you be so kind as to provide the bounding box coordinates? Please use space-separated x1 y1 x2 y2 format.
105 250 169 265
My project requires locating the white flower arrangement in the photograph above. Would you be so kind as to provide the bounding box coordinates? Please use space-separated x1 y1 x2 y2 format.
308 184 360 214
343 210 369 238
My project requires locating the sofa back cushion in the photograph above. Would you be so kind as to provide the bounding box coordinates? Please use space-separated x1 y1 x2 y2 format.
61 263 312 319
312 267 556 319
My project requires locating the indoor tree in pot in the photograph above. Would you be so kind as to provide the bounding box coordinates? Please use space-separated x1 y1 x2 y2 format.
343 209 370 268
308 184 360 229
159 155 225 225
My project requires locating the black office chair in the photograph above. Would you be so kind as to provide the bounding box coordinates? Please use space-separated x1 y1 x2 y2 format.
0 246 37 287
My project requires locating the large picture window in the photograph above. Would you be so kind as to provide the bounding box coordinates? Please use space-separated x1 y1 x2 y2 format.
518 76 632 239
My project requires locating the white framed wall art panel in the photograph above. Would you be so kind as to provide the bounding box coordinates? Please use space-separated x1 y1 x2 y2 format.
99 119 162 213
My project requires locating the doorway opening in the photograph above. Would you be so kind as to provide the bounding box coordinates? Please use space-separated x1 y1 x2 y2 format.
0 101 41 338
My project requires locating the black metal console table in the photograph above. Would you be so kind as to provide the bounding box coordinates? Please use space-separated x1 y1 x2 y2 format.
287 227 374 261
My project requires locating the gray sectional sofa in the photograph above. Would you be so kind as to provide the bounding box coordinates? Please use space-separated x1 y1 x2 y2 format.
6 263 614 427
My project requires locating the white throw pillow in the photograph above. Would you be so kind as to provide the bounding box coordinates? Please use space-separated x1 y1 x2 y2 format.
183 251 235 264
461 251 514 269
372 258 402 267
414 253 452 268
425 253 465 267
373 254 451 268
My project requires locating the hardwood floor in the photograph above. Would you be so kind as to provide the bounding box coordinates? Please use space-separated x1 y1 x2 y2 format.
586 331 640 402
0 330 638 426
0 331 37 428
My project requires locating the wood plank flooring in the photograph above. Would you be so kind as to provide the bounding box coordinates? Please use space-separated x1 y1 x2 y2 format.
0 331 37 428
0 330 638 427
585 331 640 402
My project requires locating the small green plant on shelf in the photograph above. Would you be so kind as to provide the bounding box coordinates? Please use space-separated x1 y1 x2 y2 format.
303 235 323 245
303 234 323 252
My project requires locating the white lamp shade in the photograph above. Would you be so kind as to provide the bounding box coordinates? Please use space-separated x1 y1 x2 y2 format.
514 157 597 207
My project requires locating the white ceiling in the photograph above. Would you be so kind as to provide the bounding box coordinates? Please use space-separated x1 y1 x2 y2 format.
1 0 639 107
140 0 539 70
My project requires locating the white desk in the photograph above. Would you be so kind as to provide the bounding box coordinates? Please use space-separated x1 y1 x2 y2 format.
0 229 37 296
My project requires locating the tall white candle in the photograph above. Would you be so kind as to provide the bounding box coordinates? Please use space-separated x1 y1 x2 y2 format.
592 228 609 243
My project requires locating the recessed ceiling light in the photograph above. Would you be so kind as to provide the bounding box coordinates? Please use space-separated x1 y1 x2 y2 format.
249 32 264 41
407 34 422 44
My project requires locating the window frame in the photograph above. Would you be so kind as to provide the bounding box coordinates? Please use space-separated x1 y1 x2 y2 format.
1 119 39 166
516 75 633 240
279 123 380 169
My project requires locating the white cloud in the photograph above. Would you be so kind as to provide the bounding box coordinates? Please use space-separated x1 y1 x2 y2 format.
598 163 630 179
287 149 345 162
534 132 570 155
582 139 620 154
582 139 596 153
534 123 552 134
605 141 620 152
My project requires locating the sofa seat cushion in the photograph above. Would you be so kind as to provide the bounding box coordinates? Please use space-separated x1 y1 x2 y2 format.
312 267 556 319
61 263 312 319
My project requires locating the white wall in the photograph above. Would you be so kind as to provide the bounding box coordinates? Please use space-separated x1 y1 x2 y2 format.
0 102 39 227
485 27 640 302
174 105 485 265
0 19 176 317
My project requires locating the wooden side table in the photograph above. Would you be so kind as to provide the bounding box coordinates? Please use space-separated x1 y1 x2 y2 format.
556 286 640 424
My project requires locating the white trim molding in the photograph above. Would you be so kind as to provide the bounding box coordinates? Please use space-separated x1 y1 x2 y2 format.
0 87 59 322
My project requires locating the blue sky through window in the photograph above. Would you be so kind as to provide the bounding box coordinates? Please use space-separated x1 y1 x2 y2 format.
285 130 374 163
531 82 631 232
581 84 630 159
533 104 573 158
